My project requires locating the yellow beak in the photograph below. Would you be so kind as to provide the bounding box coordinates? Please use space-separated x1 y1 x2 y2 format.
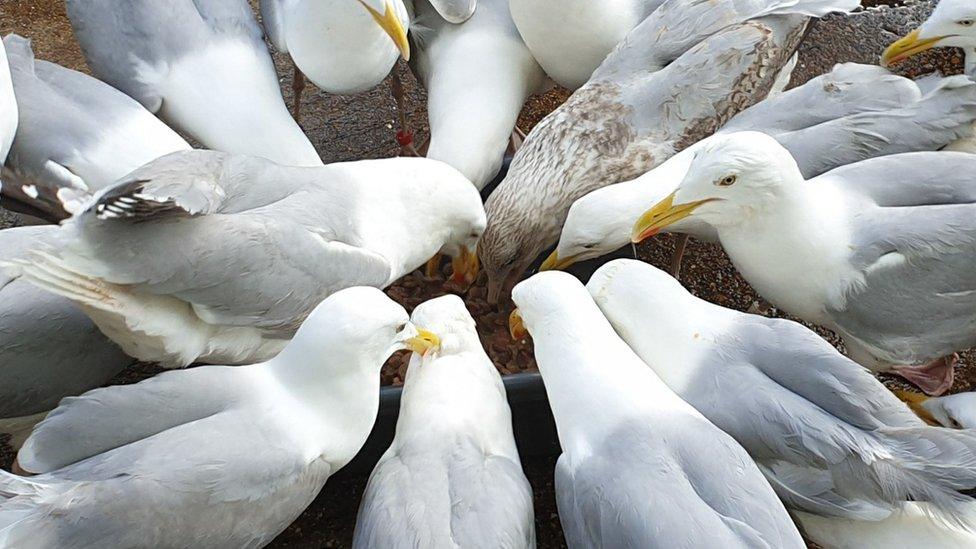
882 29 945 66
450 246 479 285
357 0 411 61
425 253 443 278
508 308 527 341
893 390 938 426
631 191 714 244
540 249 580 271
404 328 440 355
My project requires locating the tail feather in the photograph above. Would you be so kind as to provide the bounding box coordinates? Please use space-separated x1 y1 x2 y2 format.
0 253 208 368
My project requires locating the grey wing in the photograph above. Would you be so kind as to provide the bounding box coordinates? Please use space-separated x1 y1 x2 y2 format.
16 365 254 474
732 316 924 430
428 0 477 23
555 420 803 548
2 413 330 549
770 74 976 177
64 0 259 110
0 226 130 419
822 154 976 363
621 15 806 142
593 0 854 77
354 439 535 548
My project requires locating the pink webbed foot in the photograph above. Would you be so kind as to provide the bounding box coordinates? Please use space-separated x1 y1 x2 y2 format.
892 354 958 396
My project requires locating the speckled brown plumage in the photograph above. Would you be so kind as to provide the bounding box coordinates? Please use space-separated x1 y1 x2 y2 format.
480 11 813 301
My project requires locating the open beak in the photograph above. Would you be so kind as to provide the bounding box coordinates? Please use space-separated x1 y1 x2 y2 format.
631 191 714 244
357 0 411 61
882 29 946 66
540 250 580 271
893 390 938 426
509 308 528 341
404 327 440 356
450 246 479 285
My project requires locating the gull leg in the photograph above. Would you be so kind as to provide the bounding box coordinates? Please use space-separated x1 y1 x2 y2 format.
391 70 420 157
892 354 958 396
292 62 306 122
668 234 690 279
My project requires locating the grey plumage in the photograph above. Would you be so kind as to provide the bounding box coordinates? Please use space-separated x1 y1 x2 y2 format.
64 0 321 166
353 295 535 548
479 0 856 301
3 151 485 367
3 34 190 216
589 260 976 524
0 226 131 437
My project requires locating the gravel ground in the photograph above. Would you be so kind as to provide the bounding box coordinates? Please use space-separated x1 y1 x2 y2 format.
1 1 971 547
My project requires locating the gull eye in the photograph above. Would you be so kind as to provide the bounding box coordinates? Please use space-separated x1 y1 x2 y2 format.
582 243 596 250
395 322 407 332
960 19 975 27
716 175 737 187
950 417 963 429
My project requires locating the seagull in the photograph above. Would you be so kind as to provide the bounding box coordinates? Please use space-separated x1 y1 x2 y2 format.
353 294 535 548
508 270 805 548
630 132 976 395
408 0 547 189
0 226 132 450
0 287 440 548
478 0 858 303
2 151 485 368
544 65 976 271
509 0 662 89
896 390 976 429
0 36 16 170
883 0 976 153
2 34 191 219
260 0 411 121
64 0 321 167
589 259 976 536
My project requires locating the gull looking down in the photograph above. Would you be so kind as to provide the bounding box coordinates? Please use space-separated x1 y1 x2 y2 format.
0 287 440 548
631 132 976 394
353 294 535 548
510 270 804 548
589 259 976 542
2 151 485 368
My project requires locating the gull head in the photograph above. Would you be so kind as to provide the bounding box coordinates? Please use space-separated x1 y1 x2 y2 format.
543 188 632 272
439 214 485 287
883 0 976 66
286 287 438 370
409 294 480 357
356 0 411 61
631 132 800 243
510 271 593 341
897 390 976 429
479 215 539 305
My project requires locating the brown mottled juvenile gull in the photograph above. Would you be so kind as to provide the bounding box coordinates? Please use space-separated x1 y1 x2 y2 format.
2 151 485 368
478 0 857 302
65 0 321 167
